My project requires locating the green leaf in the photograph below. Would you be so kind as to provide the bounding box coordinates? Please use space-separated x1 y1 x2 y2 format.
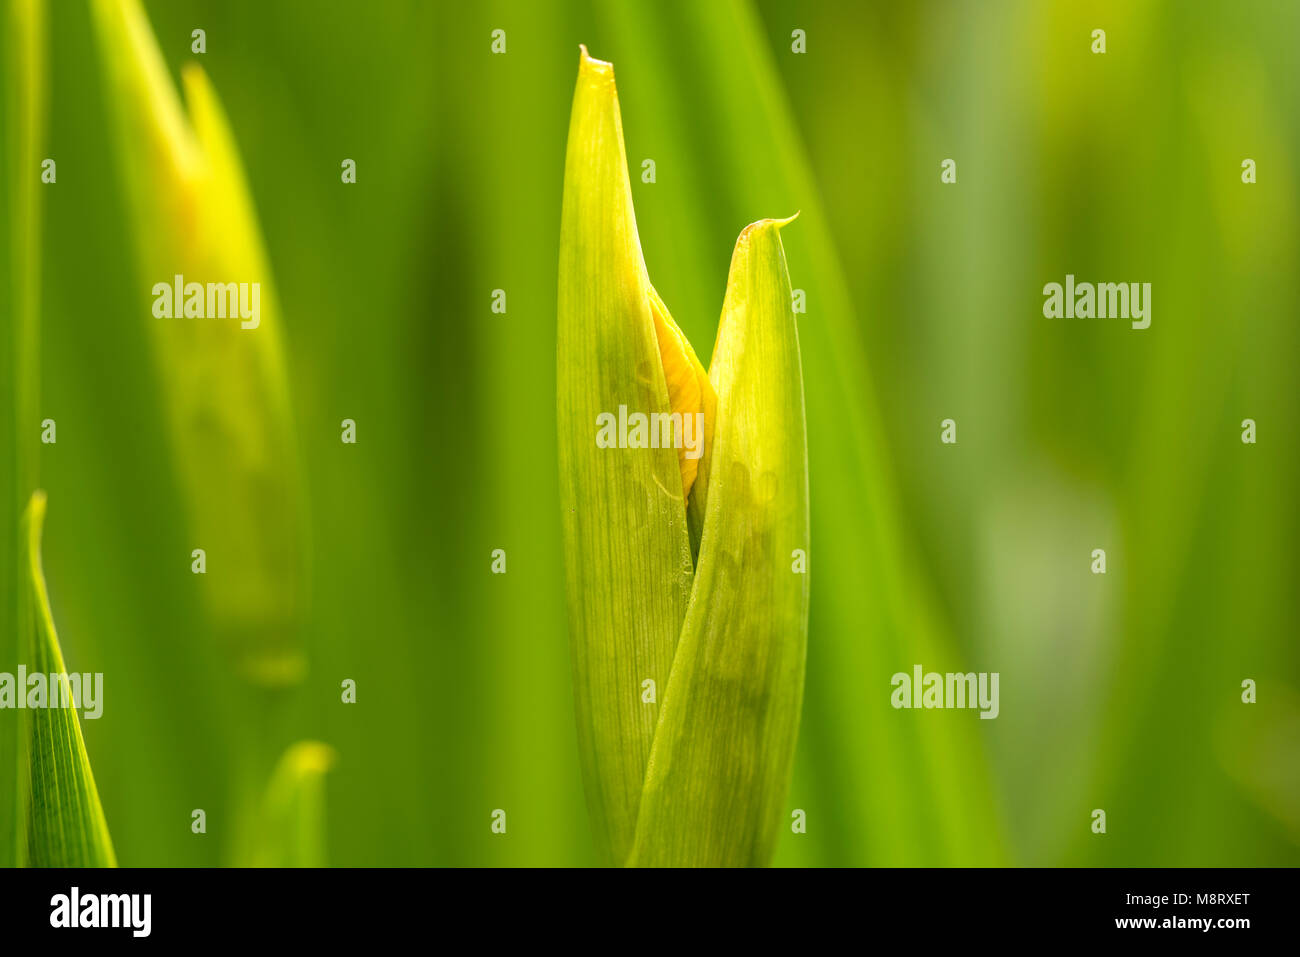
2 0 46 868
19 492 116 867
237 741 336 868
557 47 696 865
630 219 809 867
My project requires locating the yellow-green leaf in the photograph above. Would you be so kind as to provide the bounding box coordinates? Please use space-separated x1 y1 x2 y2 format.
90 0 307 686
557 46 700 864
630 218 809 867
19 492 116 867
2 0 47 868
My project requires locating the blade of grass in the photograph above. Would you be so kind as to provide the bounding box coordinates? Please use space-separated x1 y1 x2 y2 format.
19 492 116 867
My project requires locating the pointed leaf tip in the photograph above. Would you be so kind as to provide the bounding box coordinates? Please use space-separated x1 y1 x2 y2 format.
578 44 614 78
20 492 117 868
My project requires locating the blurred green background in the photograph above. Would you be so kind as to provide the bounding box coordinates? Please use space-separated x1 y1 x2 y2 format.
2 0 1297 866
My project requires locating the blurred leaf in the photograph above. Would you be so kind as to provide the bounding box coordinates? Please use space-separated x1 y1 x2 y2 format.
557 46 695 864
239 741 336 868
631 218 808 867
1 0 45 868
19 492 116 867
3 0 42 498
89 0 307 685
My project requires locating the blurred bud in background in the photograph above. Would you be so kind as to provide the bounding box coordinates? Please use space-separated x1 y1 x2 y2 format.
89 0 308 685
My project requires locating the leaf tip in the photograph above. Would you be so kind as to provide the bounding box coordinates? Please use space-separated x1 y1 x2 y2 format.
285 741 338 776
577 44 615 83
22 489 49 573
739 213 800 244
24 488 48 524
179 60 208 97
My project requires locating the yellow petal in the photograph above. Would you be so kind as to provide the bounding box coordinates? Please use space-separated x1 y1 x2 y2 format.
647 284 714 499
